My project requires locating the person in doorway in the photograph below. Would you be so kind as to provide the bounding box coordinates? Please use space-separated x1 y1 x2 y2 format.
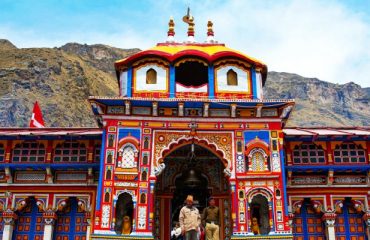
179 195 201 240
202 197 219 240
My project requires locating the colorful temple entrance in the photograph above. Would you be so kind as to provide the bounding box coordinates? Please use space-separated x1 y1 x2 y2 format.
2 11 370 240
154 143 232 239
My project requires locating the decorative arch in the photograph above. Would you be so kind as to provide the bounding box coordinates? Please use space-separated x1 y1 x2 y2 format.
245 138 269 156
117 138 139 169
246 188 273 203
154 135 231 176
117 136 140 150
248 191 271 235
53 195 91 213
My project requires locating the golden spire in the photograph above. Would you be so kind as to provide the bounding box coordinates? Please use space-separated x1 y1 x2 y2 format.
187 15 195 37
167 17 175 42
206 20 216 43
183 7 195 42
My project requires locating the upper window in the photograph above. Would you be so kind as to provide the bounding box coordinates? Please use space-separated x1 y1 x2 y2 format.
293 143 326 164
0 144 4 162
117 144 137 168
12 142 46 162
175 61 208 87
227 69 238 85
53 141 87 162
248 148 268 172
146 68 157 84
334 143 366 163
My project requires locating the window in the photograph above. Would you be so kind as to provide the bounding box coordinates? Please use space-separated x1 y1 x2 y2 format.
106 169 112 180
237 141 243 153
117 145 136 168
94 144 101 162
251 151 265 171
293 143 326 164
53 142 87 162
108 134 115 148
142 154 148 165
12 142 45 162
334 143 366 163
227 69 238 85
143 137 149 149
248 148 268 172
104 192 110 203
107 151 113 164
140 193 146 204
146 68 157 84
0 144 5 162
141 171 147 181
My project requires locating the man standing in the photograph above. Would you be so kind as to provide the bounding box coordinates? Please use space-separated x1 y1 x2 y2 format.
202 197 219 240
179 195 201 240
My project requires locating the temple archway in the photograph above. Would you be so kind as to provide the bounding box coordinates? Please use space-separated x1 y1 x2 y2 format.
153 143 232 240
250 194 270 234
114 193 134 234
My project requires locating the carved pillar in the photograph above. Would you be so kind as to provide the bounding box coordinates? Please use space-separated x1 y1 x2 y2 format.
322 212 336 240
2 209 17 240
43 209 57 240
363 212 370 239
85 211 92 240
287 212 295 230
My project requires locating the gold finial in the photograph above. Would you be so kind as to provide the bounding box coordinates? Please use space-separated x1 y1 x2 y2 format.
167 17 175 37
182 7 192 24
187 15 195 37
206 20 215 43
207 20 214 36
183 7 195 41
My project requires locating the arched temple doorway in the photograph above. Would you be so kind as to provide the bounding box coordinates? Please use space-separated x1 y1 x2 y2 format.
250 195 270 235
114 193 134 234
153 142 232 240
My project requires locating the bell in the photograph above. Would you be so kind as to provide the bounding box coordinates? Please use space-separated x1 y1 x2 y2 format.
183 168 202 188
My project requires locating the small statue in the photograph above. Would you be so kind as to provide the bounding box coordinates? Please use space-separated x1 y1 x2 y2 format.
122 216 132 234
251 217 260 235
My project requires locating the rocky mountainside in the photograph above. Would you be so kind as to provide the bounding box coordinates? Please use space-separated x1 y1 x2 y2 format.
264 72 370 127
0 40 368 127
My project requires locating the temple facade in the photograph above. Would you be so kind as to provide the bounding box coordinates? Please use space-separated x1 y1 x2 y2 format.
0 15 370 240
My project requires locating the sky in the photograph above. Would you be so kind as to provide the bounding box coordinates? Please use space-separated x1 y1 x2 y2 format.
1 0 370 87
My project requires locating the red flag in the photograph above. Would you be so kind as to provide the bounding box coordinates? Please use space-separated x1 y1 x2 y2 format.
29 101 45 128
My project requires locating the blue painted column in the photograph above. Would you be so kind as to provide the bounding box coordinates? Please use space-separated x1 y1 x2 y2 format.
280 148 289 216
127 67 133 97
251 67 257 99
169 65 176 98
96 129 106 211
208 65 215 99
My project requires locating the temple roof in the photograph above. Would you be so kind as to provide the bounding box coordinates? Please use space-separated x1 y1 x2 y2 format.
115 43 267 70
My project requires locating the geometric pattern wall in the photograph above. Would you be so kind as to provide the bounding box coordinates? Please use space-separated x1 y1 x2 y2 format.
13 197 44 240
53 197 87 240
293 201 325 240
335 200 366 240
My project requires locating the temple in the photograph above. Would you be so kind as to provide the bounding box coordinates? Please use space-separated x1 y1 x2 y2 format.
0 14 370 240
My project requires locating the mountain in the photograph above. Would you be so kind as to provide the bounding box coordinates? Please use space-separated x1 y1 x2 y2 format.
0 40 368 127
0 40 139 127
264 72 370 127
